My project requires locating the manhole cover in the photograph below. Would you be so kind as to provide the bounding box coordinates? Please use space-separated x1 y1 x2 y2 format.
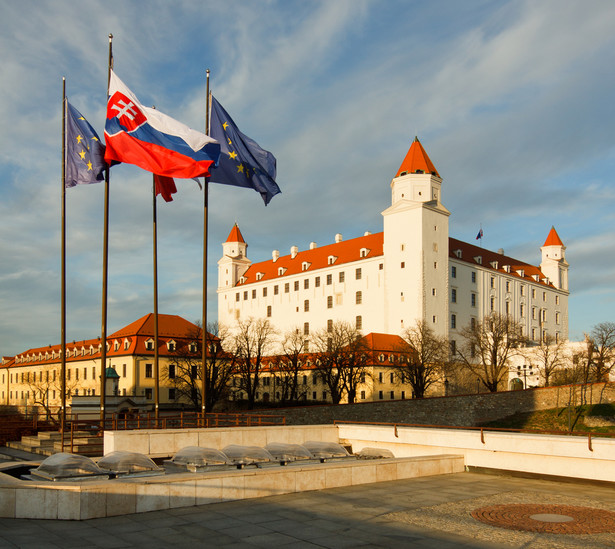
471 504 615 534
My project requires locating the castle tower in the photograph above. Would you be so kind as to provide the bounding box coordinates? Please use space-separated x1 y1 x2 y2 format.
382 137 450 337
540 226 569 291
218 223 251 290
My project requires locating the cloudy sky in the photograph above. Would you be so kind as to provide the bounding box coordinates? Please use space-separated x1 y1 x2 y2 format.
2 0 615 356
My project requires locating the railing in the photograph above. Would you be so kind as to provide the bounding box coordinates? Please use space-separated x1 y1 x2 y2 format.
58 411 286 453
333 420 615 452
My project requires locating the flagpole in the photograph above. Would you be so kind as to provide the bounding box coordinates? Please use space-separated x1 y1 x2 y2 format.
100 33 113 431
60 77 67 450
153 174 160 422
201 69 210 419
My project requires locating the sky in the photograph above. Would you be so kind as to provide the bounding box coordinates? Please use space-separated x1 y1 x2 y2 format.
1 0 615 356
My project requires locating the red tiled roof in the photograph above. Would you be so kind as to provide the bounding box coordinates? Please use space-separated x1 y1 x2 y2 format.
235 232 553 288
395 137 440 178
543 226 564 247
237 232 384 286
225 223 246 244
449 238 552 287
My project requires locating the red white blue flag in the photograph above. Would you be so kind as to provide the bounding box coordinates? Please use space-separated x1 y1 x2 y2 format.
104 71 220 179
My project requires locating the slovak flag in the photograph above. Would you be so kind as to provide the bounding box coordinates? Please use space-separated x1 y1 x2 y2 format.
476 228 484 240
104 70 220 179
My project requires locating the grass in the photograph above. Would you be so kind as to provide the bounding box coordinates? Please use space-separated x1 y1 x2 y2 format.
479 402 615 434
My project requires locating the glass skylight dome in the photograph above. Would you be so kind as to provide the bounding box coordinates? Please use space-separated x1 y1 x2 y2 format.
30 452 108 482
302 441 351 460
97 451 164 477
357 447 395 459
222 445 274 467
264 443 314 463
171 446 230 467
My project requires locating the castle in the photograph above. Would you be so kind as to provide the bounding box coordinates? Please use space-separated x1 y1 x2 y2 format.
217 138 569 349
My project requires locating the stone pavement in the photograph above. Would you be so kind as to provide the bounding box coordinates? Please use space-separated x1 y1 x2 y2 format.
0 472 613 548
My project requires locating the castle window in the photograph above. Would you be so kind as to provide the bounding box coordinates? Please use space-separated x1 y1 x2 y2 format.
555 295 560 305
356 291 362 304
556 312 560 325
451 289 457 303
236 293 240 302
285 283 290 293
520 304 525 317
506 281 511 292
401 262 405 269
543 291 547 302
451 314 456 329
294 281 299 291
327 274 332 285
145 364 153 378
327 319 333 332
267 305 272 318
315 276 321 287
339 272 345 283
304 322 309 335
490 297 495 311
356 268 362 280
471 293 476 307
304 300 309 312
304 279 309 289
532 288 536 299
472 271 476 283
274 285 279 295
379 263 384 270
263 287 267 297
327 296 333 309
243 291 248 300
252 289 256 299
432 288 436 296
356 316 362 330
490 277 495 289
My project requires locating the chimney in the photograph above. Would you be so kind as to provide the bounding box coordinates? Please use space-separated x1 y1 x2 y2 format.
335 233 343 243
309 242 317 250
364 231 372 236
290 246 299 259
272 250 279 262
498 248 505 255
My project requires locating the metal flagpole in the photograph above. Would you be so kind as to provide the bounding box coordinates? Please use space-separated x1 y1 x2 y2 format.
100 33 113 431
153 173 160 422
61 77 67 450
201 69 210 420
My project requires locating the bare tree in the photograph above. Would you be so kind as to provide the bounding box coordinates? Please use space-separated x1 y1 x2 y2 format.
524 334 567 387
457 313 526 392
163 322 235 412
25 368 78 423
231 318 276 409
394 320 447 399
312 321 370 404
588 322 615 382
271 329 309 403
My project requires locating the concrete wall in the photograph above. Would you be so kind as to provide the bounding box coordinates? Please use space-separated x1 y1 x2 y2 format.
250 382 615 427
105 424 340 458
337 423 615 483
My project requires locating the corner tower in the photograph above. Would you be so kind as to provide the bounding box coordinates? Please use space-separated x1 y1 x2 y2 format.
382 137 450 337
540 226 569 291
218 223 251 290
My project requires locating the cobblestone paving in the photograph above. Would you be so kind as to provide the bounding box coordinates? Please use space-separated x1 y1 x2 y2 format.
0 472 613 548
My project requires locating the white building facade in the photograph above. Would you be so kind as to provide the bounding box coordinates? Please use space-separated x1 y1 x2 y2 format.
217 138 569 348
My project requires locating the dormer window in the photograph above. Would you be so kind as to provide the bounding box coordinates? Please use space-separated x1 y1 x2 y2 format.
454 249 462 258
124 339 130 350
516 269 525 278
360 248 370 258
189 342 197 353
328 255 337 265
239 276 247 284
167 340 177 352
256 272 264 281
503 265 511 273
490 261 498 270
114 340 120 351
277 267 286 276
301 262 311 271
145 339 155 351
474 256 482 265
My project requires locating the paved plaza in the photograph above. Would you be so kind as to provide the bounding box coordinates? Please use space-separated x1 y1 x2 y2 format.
0 471 613 548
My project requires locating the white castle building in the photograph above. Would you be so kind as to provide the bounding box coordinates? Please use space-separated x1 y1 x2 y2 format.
217 138 569 349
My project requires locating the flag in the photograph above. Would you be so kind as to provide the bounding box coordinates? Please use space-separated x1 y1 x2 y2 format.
65 100 106 188
104 70 220 179
154 174 177 202
209 95 280 205
476 228 483 240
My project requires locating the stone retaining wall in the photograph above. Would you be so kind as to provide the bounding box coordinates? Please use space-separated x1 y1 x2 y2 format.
250 383 615 427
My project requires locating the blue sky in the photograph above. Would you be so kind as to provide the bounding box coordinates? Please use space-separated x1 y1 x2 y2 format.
2 0 615 356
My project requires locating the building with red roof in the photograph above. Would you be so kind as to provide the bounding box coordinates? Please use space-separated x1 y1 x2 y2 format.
218 137 569 355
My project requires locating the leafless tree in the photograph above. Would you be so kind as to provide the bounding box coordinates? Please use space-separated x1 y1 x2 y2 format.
588 322 615 382
311 321 370 404
231 318 277 409
394 320 448 399
25 367 78 423
271 329 309 403
524 334 567 387
163 322 235 412
457 313 526 392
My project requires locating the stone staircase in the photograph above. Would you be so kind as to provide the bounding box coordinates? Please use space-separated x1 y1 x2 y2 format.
6 430 104 457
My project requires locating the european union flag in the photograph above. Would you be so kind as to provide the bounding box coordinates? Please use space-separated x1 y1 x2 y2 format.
209 96 280 205
65 100 106 188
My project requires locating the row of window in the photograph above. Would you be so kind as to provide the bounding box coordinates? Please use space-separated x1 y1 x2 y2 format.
237 268 372 302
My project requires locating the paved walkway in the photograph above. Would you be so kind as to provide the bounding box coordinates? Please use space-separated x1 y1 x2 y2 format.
0 472 614 548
